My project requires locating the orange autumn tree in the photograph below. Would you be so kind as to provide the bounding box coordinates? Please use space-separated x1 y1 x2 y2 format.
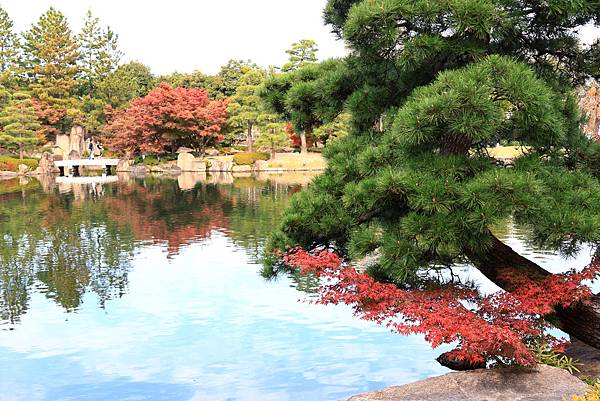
103 82 228 155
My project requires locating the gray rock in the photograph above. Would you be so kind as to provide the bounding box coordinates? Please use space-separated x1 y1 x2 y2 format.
30 153 59 175
191 160 206 172
67 150 80 160
232 165 253 173
344 365 587 401
128 165 149 175
116 159 131 172
207 159 233 172
17 164 29 174
176 147 194 154
205 148 220 156
565 339 600 378
254 160 269 171
177 152 196 171
153 165 181 174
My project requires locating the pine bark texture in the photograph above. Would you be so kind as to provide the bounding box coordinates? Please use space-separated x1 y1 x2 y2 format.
467 234 600 350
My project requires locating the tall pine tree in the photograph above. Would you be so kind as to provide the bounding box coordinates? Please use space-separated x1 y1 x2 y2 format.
228 68 270 152
281 39 318 72
22 8 81 138
264 0 600 358
79 9 122 97
0 6 19 88
22 8 80 107
0 92 41 159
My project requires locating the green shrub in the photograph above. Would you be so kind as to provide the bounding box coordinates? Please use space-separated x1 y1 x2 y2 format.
233 145 247 151
133 155 161 166
0 156 38 172
233 151 269 165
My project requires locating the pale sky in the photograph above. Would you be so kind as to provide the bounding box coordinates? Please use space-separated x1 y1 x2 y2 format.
2 1 599 77
1 0 348 75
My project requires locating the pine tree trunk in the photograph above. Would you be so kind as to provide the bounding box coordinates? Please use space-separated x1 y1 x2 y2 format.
467 233 600 350
247 125 254 152
300 129 308 154
19 145 23 160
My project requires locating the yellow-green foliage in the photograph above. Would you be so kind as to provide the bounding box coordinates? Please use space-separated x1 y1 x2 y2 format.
233 151 269 165
0 156 38 171
570 378 600 401
534 346 580 374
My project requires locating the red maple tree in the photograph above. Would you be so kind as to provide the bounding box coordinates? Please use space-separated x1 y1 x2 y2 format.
285 122 301 147
103 83 228 155
283 247 600 366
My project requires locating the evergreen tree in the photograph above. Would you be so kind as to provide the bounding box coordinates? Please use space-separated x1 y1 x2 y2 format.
0 92 41 159
263 60 345 153
265 0 600 358
158 70 208 89
255 118 289 158
209 59 257 98
22 8 80 108
313 112 350 145
282 39 318 72
97 61 154 107
78 10 122 97
228 68 270 151
0 7 19 87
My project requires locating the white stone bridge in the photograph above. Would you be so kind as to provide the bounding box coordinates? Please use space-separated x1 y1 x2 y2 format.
54 159 120 177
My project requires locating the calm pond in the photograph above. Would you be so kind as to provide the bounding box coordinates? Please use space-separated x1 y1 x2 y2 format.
0 173 594 401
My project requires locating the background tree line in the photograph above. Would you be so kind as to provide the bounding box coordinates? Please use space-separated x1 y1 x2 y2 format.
0 7 347 158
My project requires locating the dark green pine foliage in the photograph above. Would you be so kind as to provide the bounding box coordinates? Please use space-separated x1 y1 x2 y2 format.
21 8 80 107
78 9 122 97
282 39 319 72
0 6 20 88
265 0 600 286
0 92 41 159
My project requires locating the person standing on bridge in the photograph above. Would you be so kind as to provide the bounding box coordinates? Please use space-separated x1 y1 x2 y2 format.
88 138 95 160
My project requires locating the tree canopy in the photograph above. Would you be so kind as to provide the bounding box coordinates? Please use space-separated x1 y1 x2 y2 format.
103 83 228 155
0 92 40 159
282 39 319 72
264 0 600 365
228 68 270 151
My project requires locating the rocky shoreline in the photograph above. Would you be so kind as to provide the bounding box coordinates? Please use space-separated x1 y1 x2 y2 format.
0 151 327 179
116 151 327 175
344 365 588 401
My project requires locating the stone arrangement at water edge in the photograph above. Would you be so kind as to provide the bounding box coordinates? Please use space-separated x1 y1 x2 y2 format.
344 365 588 401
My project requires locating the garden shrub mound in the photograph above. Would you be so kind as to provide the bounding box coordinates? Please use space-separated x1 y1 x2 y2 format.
233 151 269 166
0 156 38 172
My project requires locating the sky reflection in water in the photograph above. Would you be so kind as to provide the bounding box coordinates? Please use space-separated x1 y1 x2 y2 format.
0 173 595 401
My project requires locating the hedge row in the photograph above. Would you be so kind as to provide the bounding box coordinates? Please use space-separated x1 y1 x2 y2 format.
0 156 39 172
232 152 269 165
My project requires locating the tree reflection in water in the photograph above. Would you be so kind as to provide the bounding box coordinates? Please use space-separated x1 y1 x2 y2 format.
0 173 313 326
0 179 136 324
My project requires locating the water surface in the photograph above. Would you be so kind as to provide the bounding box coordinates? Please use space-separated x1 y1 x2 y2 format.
0 173 447 401
0 173 594 401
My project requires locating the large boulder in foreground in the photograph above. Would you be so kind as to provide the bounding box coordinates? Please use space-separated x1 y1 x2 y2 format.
345 365 587 401
566 339 600 378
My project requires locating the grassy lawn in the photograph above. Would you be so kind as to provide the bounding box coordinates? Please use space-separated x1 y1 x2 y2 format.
486 146 528 159
267 152 327 169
